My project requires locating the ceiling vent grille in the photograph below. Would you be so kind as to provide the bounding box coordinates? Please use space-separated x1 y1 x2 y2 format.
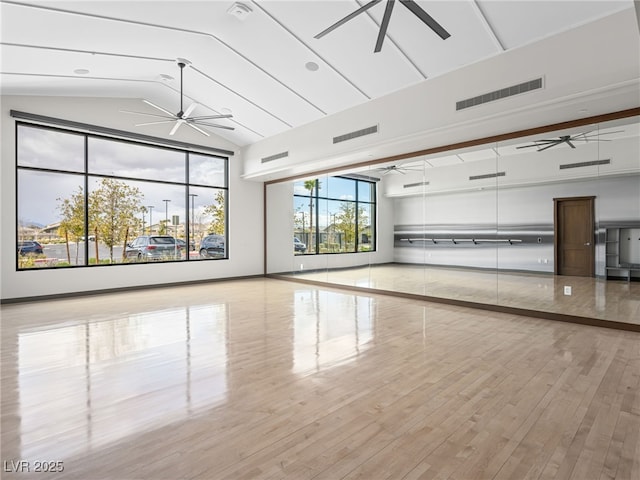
456 78 543 111
261 151 289 163
469 172 506 181
333 125 378 144
404 181 430 188
559 159 610 170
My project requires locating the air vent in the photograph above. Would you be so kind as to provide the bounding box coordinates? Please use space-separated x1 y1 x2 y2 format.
333 125 378 144
559 159 610 170
261 151 288 163
456 78 543 111
404 181 429 188
469 172 506 181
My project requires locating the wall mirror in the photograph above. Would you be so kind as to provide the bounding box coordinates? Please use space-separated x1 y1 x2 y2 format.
266 114 640 326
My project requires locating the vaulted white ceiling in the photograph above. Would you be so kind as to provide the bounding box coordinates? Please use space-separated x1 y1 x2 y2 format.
2 0 636 149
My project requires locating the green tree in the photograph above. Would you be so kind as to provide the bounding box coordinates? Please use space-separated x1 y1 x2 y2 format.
57 186 85 264
203 190 226 235
334 202 368 251
89 178 144 262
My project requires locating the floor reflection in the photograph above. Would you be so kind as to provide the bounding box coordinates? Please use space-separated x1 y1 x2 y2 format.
292 290 374 374
285 264 640 324
13 304 228 460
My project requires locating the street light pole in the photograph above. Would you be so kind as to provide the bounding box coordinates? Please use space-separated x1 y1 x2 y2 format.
147 205 154 234
189 193 198 249
163 200 170 234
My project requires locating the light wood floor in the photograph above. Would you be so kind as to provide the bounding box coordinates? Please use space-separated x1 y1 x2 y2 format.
284 264 640 326
1 278 639 479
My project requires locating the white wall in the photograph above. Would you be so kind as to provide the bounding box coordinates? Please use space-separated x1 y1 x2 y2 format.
1 95 264 301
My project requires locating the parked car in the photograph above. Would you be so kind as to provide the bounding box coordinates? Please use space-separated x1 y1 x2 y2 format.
176 238 196 251
17 240 44 256
199 234 225 258
294 237 307 253
124 235 181 261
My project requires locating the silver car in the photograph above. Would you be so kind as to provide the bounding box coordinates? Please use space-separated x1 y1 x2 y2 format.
125 235 181 261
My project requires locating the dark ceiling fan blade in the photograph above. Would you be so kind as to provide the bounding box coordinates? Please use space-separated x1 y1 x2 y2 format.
375 0 395 53
566 140 576 148
315 0 382 39
537 141 563 152
400 0 451 40
516 142 555 149
120 110 175 120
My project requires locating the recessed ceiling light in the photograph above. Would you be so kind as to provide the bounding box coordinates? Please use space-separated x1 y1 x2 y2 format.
305 61 319 72
74 68 90 75
228 2 252 20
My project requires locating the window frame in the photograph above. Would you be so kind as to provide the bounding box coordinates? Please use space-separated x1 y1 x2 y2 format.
15 121 229 270
293 175 376 255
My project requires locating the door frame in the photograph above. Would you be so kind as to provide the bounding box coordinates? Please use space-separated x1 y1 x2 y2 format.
553 196 595 276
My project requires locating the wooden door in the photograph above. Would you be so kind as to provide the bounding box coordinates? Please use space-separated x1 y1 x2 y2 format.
554 196 595 277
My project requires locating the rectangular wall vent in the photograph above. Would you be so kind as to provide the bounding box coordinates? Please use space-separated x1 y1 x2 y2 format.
261 151 289 163
469 172 506 181
404 181 430 188
456 78 543 111
333 125 378 144
559 159 610 170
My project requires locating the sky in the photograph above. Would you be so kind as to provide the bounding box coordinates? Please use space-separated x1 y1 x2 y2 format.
17 125 226 227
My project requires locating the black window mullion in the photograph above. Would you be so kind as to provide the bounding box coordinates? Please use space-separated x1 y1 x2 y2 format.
84 136 90 265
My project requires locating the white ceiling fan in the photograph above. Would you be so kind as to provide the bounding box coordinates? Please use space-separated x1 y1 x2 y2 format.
121 60 234 137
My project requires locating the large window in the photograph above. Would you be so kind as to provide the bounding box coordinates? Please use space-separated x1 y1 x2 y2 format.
293 176 375 254
16 123 228 269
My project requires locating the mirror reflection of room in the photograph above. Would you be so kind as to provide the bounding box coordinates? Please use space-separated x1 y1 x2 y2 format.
268 116 640 325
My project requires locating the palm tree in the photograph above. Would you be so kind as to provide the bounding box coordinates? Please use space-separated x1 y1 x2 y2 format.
303 179 319 252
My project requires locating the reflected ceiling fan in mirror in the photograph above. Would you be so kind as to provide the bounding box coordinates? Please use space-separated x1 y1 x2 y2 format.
516 130 624 152
121 59 234 137
375 164 424 175
315 0 450 53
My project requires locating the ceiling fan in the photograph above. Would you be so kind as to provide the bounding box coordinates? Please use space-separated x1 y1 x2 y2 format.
315 0 450 53
375 164 424 175
121 60 234 137
516 130 624 152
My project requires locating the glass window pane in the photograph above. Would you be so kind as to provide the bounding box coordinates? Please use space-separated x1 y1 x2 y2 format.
188 186 227 260
17 170 85 268
17 125 85 172
88 177 186 264
88 138 185 183
326 177 355 201
358 203 374 252
189 153 227 187
358 181 374 203
328 199 356 253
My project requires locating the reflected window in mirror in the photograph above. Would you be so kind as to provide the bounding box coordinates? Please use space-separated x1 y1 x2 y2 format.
293 176 376 255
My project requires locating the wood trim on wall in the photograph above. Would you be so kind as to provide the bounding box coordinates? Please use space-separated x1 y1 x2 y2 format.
265 107 640 186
